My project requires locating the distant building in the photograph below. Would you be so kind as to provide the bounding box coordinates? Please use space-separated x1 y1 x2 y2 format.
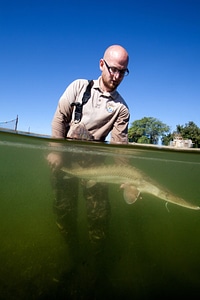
170 134 193 148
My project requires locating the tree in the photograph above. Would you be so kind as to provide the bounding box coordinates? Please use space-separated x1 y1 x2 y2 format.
128 117 170 144
175 121 200 148
161 133 174 146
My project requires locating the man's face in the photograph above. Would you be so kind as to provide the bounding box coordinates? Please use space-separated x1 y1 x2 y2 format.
100 59 125 92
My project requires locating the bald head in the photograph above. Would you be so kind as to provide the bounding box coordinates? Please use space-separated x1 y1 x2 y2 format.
103 45 129 68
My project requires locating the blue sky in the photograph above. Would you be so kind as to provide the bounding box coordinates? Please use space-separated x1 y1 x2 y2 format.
1 0 200 136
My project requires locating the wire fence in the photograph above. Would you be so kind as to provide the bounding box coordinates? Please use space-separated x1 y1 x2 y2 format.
0 115 18 131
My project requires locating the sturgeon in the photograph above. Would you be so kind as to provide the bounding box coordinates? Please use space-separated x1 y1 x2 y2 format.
61 164 200 210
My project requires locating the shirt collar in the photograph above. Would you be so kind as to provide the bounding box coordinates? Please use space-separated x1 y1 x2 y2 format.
93 77 118 100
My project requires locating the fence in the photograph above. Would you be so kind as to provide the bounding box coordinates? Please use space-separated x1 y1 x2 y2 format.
0 115 18 131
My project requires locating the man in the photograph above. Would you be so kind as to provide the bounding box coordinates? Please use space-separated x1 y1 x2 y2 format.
48 44 130 269
51 44 130 144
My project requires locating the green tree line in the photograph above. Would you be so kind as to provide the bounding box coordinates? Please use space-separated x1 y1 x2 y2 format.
128 117 200 148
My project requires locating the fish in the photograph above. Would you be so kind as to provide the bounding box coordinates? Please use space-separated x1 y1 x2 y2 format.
61 164 200 210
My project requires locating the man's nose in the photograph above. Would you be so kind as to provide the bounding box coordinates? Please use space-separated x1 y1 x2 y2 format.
113 72 121 80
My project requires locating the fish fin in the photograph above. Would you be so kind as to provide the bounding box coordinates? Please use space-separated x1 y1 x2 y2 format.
86 180 97 188
71 162 84 169
165 202 170 213
61 167 73 175
63 175 71 180
121 183 140 205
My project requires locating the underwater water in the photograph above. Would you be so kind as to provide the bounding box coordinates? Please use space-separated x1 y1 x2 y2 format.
0 130 200 299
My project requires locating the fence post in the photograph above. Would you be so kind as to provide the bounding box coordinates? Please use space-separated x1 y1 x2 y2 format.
15 115 18 131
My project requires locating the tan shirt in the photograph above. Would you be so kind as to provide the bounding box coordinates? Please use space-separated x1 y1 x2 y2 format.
51 77 130 143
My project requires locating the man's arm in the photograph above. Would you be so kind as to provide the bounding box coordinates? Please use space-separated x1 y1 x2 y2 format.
110 106 130 144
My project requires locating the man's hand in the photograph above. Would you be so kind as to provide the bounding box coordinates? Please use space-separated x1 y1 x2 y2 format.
68 123 94 140
47 152 62 171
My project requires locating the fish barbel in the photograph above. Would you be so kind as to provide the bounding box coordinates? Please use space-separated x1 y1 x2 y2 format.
61 164 200 210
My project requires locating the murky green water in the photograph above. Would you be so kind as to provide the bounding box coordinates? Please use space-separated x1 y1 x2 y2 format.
0 130 200 299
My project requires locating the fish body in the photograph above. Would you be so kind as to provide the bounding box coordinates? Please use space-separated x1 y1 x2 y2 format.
61 164 200 210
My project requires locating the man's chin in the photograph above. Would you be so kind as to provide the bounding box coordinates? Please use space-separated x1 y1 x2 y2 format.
110 81 118 88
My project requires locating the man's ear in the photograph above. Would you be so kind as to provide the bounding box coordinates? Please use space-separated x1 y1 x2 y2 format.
99 59 104 71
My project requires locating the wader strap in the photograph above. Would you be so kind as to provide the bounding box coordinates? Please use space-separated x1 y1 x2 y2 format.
71 80 94 123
